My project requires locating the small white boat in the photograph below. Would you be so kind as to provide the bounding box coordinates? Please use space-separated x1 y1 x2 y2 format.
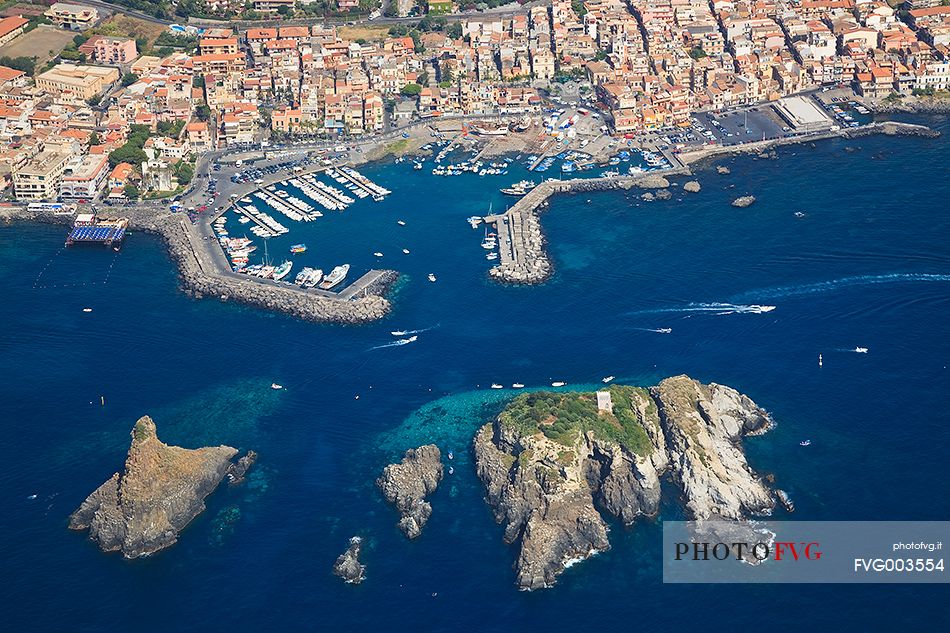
490 384 504 389
390 330 407 336
551 381 567 387
749 304 776 313
512 383 525 389
448 451 454 460
428 273 436 282
602 376 615 383
486 252 498 261
800 440 811 446
374 252 383 257
82 308 92 313
818 353 823 367
271 383 283 390
397 220 406 226
403 248 410 254
854 347 868 353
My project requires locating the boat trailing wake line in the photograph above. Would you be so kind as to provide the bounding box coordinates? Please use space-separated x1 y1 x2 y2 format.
627 303 776 318
631 327 673 334
732 273 950 302
369 336 419 350
390 324 440 337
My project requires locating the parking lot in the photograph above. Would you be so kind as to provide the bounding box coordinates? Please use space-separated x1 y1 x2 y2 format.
694 106 788 146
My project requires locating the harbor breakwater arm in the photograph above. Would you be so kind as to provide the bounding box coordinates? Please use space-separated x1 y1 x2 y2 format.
484 120 938 286
484 168 690 284
0 205 397 325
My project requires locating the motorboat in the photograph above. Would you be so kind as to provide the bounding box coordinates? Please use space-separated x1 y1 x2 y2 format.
374 252 384 257
854 347 868 353
602 376 615 383
512 383 525 389
272 260 293 281
403 248 410 254
551 381 567 387
490 384 504 389
318 264 350 290
800 440 811 446
271 383 283 390
428 273 436 282
397 220 406 226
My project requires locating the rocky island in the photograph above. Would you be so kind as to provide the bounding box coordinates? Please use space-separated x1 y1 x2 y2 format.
377 445 444 539
69 416 255 558
473 375 777 590
333 537 366 585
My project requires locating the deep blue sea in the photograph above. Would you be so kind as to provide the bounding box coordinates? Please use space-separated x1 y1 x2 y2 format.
2 117 949 631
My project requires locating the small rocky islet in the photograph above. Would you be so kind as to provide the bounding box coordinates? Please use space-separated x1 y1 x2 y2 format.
69 416 256 559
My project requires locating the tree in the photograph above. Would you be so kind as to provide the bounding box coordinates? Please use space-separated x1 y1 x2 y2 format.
0 56 35 75
689 47 707 60
109 144 148 168
124 183 140 199
401 83 422 96
88 131 101 146
87 94 102 106
121 72 139 87
196 104 212 121
193 75 205 89
447 22 462 40
174 160 194 185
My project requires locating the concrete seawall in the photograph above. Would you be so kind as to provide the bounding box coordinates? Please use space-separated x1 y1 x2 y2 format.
1 206 398 325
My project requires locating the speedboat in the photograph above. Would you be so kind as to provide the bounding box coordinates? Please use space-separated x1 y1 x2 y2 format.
749 305 776 313
512 383 525 389
390 330 407 336
428 273 436 282
551 381 567 387
490 384 504 389
403 248 410 254
800 440 811 446
374 252 383 257
397 220 406 226
271 383 283 390
602 376 615 383
82 308 92 313
854 347 868 353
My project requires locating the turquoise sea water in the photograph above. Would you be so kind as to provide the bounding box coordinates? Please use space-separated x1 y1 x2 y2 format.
2 116 949 630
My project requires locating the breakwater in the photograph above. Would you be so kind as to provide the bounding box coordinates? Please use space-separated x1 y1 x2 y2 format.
1 205 397 325
484 120 938 285
483 169 689 284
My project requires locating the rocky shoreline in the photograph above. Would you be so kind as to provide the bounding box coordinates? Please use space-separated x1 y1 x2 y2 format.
868 96 950 114
473 376 779 590
68 416 255 559
0 205 397 325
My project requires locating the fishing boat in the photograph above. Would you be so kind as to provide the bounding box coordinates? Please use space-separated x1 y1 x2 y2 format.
290 243 307 254
318 264 350 290
272 260 293 281
551 381 567 387
602 376 615 383
427 273 436 282
500 180 536 196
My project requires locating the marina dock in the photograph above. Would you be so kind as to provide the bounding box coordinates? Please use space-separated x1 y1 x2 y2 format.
65 215 129 247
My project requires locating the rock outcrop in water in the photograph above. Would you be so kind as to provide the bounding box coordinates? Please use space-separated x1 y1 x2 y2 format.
377 445 443 538
731 195 756 207
473 376 776 589
333 536 366 584
69 416 253 558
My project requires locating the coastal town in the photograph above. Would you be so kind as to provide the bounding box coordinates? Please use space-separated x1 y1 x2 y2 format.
0 0 948 204
0 0 945 318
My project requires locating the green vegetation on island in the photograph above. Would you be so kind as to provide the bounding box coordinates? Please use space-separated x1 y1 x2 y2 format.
498 386 655 456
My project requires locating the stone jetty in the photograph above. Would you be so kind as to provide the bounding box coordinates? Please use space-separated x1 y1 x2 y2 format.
484 168 689 284
1 203 397 325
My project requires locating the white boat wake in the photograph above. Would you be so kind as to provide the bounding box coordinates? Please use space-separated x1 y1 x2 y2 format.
370 335 418 350
733 273 950 302
390 324 440 337
628 303 776 318
632 327 672 334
